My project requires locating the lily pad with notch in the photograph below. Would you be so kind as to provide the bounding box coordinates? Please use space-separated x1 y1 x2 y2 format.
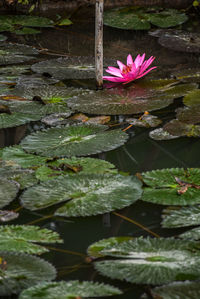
141 168 200 205
20 124 128 157
31 56 116 80
162 205 200 228
103 6 188 30
0 225 63 254
20 173 142 217
88 236 200 285
19 280 122 299
67 80 196 115
0 252 56 296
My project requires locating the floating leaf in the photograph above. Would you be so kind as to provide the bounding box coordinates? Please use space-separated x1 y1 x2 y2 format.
20 173 142 217
176 106 200 124
0 178 18 208
0 145 48 168
57 18 73 26
88 236 200 285
31 56 115 80
183 89 200 107
162 205 200 228
164 119 200 137
20 124 128 157
145 281 200 299
14 27 41 35
19 280 122 299
141 168 200 205
41 113 74 127
0 252 56 295
103 7 188 30
149 127 179 140
0 65 30 75
179 227 200 241
0 225 63 254
126 113 162 128
150 29 200 53
0 35 7 42
68 81 196 115
16 74 59 88
0 111 42 129
35 157 118 181
0 43 38 65
0 210 19 222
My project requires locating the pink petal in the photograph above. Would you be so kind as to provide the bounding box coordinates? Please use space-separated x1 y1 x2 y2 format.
106 67 123 78
136 66 157 79
117 60 126 72
134 53 146 68
139 56 155 75
127 54 133 66
103 76 127 83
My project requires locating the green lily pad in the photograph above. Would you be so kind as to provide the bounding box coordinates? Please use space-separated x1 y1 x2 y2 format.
141 168 200 205
0 225 63 254
149 127 179 140
103 7 188 30
143 281 200 299
16 74 59 88
67 81 196 115
0 252 56 295
150 29 200 53
0 111 42 129
0 178 18 208
35 157 118 181
31 56 115 80
20 124 128 157
162 205 200 228
88 236 200 285
20 173 142 217
19 280 122 299
164 119 200 137
0 145 47 168
179 227 200 241
0 65 30 75
176 106 200 124
0 43 38 65
14 27 41 35
57 18 73 26
183 89 200 107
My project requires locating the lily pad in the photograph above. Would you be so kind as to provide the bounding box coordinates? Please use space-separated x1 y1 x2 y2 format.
0 210 19 222
144 281 200 299
164 119 200 137
141 168 200 205
16 74 59 88
35 157 118 181
150 29 200 53
0 65 30 75
179 227 200 241
88 236 200 285
31 56 115 80
0 43 38 65
20 173 142 217
0 225 63 254
0 145 47 168
149 127 179 140
15 27 41 35
126 113 162 128
176 106 200 124
183 89 200 107
0 111 42 129
20 124 128 157
19 280 122 299
103 7 188 30
0 178 18 208
67 81 196 115
0 252 56 295
162 205 200 228
0 35 7 42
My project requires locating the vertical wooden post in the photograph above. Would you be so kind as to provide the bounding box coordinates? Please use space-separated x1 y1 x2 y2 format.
95 0 104 89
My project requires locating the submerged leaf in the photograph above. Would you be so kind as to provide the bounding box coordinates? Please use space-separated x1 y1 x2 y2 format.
21 173 142 217
19 280 122 299
88 236 200 285
141 168 200 205
20 124 128 157
0 252 56 295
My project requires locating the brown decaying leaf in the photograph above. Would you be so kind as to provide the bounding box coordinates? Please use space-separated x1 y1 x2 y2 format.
175 176 200 195
0 95 27 102
70 113 110 125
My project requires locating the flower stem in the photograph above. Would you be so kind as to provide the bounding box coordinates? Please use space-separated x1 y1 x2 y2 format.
95 0 104 89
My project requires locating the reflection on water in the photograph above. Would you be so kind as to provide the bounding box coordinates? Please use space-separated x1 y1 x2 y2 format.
1 6 200 298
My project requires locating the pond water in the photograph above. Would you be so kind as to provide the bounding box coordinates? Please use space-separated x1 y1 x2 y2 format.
1 4 200 299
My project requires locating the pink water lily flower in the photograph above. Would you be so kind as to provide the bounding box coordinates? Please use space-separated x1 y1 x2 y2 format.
103 53 156 84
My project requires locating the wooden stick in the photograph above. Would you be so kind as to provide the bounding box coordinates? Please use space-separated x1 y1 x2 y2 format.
95 0 104 89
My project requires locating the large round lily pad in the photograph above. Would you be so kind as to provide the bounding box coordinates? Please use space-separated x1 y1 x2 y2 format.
103 7 188 30
20 173 142 217
141 168 200 205
0 252 56 295
0 178 18 208
19 280 122 299
20 124 128 157
31 56 115 80
67 81 196 115
88 236 200 285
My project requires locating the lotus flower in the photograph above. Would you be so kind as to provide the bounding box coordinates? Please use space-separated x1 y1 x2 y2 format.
103 53 156 84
